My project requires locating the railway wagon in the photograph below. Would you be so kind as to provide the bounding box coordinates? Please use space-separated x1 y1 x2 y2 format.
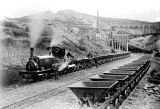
68 54 151 109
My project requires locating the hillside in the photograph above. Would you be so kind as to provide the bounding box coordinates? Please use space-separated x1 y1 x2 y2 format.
1 9 159 56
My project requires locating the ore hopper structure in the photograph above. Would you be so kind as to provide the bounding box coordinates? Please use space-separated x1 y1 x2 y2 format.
69 54 151 109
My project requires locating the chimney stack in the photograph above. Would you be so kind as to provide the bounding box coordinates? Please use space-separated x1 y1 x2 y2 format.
97 10 99 30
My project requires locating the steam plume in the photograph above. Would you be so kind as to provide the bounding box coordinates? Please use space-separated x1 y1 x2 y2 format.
0 29 3 88
58 61 69 71
29 15 44 47
82 17 96 28
50 26 63 46
91 18 97 28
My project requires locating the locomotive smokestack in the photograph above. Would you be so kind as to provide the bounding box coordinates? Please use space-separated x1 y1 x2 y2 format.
30 48 34 57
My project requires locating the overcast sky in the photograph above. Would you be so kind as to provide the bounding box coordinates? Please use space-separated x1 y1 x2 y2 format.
0 0 160 22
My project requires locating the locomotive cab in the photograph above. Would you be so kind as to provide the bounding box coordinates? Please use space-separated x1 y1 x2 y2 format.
47 46 66 59
49 46 75 69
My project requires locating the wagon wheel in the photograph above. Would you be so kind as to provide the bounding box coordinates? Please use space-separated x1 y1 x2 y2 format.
127 87 131 95
74 66 78 71
79 64 82 70
106 103 116 109
124 89 128 97
114 98 120 109
118 94 123 104
76 64 80 71
138 76 140 81
83 62 87 69
133 81 136 88
131 82 134 90
136 77 139 83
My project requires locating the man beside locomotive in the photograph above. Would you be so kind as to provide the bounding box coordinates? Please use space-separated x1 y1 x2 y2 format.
87 52 98 68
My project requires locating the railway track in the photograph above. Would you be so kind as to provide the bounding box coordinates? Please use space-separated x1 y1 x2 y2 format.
1 53 134 109
69 54 152 109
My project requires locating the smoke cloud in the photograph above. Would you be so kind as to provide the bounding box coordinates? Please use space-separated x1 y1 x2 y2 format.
50 26 63 46
29 15 44 47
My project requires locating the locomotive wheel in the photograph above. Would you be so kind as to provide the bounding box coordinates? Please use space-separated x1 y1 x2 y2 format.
37 77 43 81
33 77 39 81
41 73 47 80
43 74 48 80
25 78 31 82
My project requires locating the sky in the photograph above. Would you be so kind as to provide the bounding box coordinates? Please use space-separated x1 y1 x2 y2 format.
0 0 160 22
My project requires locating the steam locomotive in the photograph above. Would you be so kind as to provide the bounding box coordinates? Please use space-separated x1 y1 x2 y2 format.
19 46 75 81
19 46 130 81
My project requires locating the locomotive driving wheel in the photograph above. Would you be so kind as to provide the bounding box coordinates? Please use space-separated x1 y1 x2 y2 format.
24 78 31 82
42 73 48 80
